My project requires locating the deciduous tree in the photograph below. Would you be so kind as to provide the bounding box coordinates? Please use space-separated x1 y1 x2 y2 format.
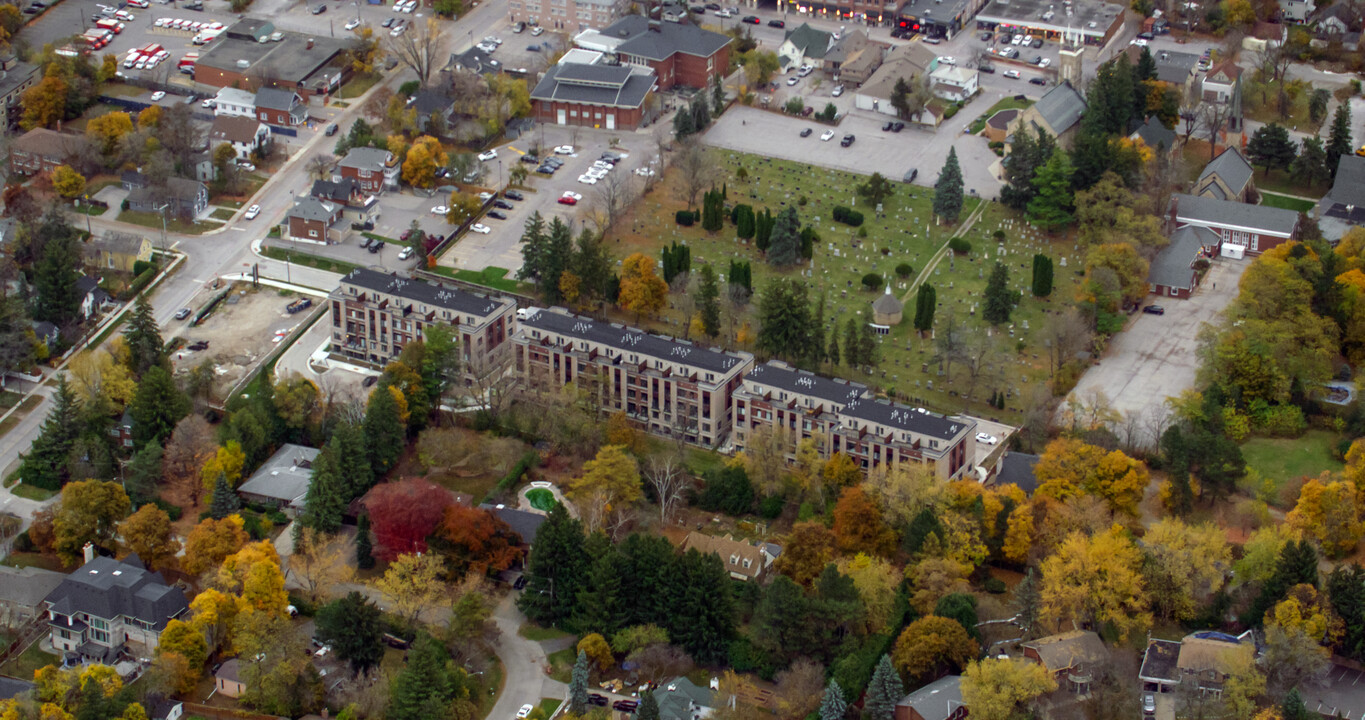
618 253 668 321
289 527 356 603
430 504 525 577
373 551 445 627
567 445 642 535
53 480 130 566
1040 527 1151 641
182 515 249 577
1143 518 1232 621
1287 476 1363 557
960 657 1057 718
832 485 897 557
892 615 978 682
364 477 452 560
118 504 179 572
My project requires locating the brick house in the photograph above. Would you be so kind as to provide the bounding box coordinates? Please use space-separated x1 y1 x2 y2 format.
530 61 655 130
43 551 189 663
208 114 271 161
10 128 85 177
336 147 398 193
514 306 754 448
329 268 517 383
680 532 777 581
193 21 351 101
1149 225 1219 298
598 16 731 90
254 87 307 126
286 196 342 242
1169 192 1299 256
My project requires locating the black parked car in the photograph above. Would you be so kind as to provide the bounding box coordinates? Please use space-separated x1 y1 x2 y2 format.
767 18 784 27
368 240 384 253
882 120 895 131
741 15 759 23
493 199 514 209
487 210 508 220
520 153 540 163
800 127 813 137
1028 77 1047 86
504 190 525 201
613 701 639 712
840 134 855 147
891 121 905 132
1142 305 1165 315
513 575 528 590
311 3 326 13
588 694 608 707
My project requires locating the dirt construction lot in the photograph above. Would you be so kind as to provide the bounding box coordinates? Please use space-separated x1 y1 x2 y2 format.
168 282 311 398
1065 258 1248 447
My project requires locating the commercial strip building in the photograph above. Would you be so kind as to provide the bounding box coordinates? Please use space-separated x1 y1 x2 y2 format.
507 0 628 32
193 19 352 101
974 0 1126 47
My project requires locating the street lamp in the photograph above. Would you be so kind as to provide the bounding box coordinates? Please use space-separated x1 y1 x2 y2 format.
153 201 170 251
79 194 92 236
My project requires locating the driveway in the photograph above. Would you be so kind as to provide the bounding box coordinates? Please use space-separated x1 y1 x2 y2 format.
1065 258 1247 448
490 593 568 718
702 104 1003 198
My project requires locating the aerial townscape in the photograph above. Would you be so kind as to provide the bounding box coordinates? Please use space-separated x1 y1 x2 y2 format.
5 0 1365 716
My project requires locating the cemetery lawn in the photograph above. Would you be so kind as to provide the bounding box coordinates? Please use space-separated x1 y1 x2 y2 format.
611 149 1087 420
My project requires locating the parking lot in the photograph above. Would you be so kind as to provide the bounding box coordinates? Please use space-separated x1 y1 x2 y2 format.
1064 258 1248 448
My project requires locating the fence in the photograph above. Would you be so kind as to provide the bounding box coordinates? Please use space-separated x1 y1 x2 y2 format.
181 702 285 720
269 126 299 138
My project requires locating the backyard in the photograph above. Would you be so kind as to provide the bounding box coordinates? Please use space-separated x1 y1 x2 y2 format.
1242 429 1344 497
609 150 1088 420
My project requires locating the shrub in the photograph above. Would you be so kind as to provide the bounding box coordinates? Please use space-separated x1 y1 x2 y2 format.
947 237 971 254
133 259 158 276
943 104 960 119
983 576 1007 593
758 494 784 519
992 229 1006 242
797 195 807 206
398 80 421 97
124 267 158 300
832 206 864 227
675 210 695 226
895 263 914 278
861 273 884 291
13 530 33 553
153 498 183 521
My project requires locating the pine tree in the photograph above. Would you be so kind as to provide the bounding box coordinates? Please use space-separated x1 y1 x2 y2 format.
983 262 1015 325
1015 568 1040 638
818 680 847 720
1282 688 1311 720
1136 46 1158 81
355 512 375 570
209 472 241 520
858 322 877 367
1328 103 1353 178
569 650 590 716
933 147 964 223
843 317 861 367
666 548 735 663
766 206 801 266
756 277 812 361
123 294 166 377
363 384 405 478
673 104 696 138
32 232 81 325
574 535 626 636
755 208 774 251
332 422 373 501
1027 148 1076 232
697 265 721 339
826 325 840 365
810 294 826 365
864 655 904 720
518 212 549 283
517 502 588 626
298 446 345 532
691 94 710 132
386 633 457 720
18 374 82 491
1031 254 1053 297
128 366 190 448
1291 136 1331 186
1246 123 1296 175
637 691 660 720
913 283 936 333
123 442 163 506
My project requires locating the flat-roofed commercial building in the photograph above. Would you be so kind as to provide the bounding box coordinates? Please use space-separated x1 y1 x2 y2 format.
974 0 1125 47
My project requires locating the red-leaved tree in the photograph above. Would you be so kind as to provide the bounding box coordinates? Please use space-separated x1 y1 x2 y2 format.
430 505 525 579
363 479 453 561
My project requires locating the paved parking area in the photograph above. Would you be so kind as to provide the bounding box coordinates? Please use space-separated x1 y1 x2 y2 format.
1065 258 1248 447
704 104 1002 196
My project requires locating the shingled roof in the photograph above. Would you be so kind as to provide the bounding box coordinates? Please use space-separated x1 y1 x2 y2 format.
43 555 188 632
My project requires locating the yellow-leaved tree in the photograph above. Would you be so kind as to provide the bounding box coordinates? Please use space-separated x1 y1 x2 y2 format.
1142 518 1232 621
215 541 289 616
182 514 249 576
189 587 248 655
155 619 208 692
372 551 445 627
199 441 246 492
50 165 86 199
618 253 668 322
577 633 613 671
960 657 1056 718
567 444 642 534
1040 526 1151 641
117 504 180 572
1286 475 1364 558
837 553 900 633
85 111 133 156
891 615 978 683
1034 437 1149 516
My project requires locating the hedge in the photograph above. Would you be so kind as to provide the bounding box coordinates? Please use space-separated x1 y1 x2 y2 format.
482 450 540 504
832 206 864 227
676 210 695 227
123 266 158 300
133 259 158 277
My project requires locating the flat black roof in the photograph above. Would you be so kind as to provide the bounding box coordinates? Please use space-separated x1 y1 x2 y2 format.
745 361 869 406
521 308 750 375
339 268 510 318
842 397 968 440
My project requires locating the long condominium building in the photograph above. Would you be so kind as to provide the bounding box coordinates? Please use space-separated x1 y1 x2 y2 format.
329 268 517 385
513 307 754 448
733 360 976 480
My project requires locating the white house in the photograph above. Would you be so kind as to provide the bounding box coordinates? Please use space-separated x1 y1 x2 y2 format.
930 64 978 102
212 87 256 119
208 115 270 161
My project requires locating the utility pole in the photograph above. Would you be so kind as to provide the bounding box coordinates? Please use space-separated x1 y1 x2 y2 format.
154 201 170 251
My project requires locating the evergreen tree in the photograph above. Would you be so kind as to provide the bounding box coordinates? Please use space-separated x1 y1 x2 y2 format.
1291 136 1331 186
811 295 826 365
355 512 375 570
1247 539 1319 624
1282 688 1311 720
32 232 81 325
1246 123 1297 175
637 691 660 720
799 225 818 260
128 366 189 448
1068 123 1113 192
665 548 735 663
386 633 459 720
363 384 406 478
712 73 725 115
863 655 904 720
983 262 1015 325
18 374 82 491
691 94 710 132
933 147 964 223
818 680 847 720
736 205 755 239
316 591 384 675
1328 103 1353 178
843 317 861 367
697 264 721 339
517 502 588 626
1136 46 1158 81
540 218 574 304
123 294 166 377
331 422 373 501
1015 568 1040 637
574 534 626 636
766 206 801 266
518 212 549 284
1027 148 1076 232
210 473 241 520
673 104 696 138
756 277 812 360
827 325 840 366
913 284 936 332
754 208 774 251
1327 564 1365 662
858 321 877 367
1031 254 1053 297
569 650 590 716
123 442 163 506
298 445 345 532
1001 126 1055 210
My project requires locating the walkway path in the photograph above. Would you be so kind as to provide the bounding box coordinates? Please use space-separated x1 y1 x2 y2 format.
900 198 991 307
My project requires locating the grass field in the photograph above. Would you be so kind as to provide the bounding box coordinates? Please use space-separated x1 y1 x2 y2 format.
210 208 237 221
10 483 55 501
546 648 575 683
428 265 533 294
338 73 382 99
1258 191 1317 212
1242 429 1343 488
611 150 1087 419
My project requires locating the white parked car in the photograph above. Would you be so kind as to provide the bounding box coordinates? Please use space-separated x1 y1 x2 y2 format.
389 23 406 36
634 167 655 177
431 205 449 215
123 56 137 68
530 26 544 35
477 149 498 161
831 84 844 96
820 129 835 141
398 246 414 260
786 76 798 86
798 64 813 76
202 98 216 108
1002 69 1021 79
469 223 491 234
244 204 260 219
344 18 360 30
577 174 598 184
238 162 256 172
150 90 166 101
937 56 956 65
478 191 494 201
561 191 582 201
554 145 575 154
976 433 999 445
1038 58 1051 67
1130 37 1148 46
1012 34 1025 45
484 35 502 45
517 706 535 719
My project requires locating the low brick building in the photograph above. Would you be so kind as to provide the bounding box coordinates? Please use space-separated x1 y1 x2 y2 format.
194 20 351 101
286 196 342 242
1169 192 1298 256
530 61 655 130
336 147 398 194
10 128 85 177
595 15 731 90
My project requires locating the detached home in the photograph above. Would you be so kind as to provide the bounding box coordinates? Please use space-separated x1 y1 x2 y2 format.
337 147 398 194
212 87 257 119
208 115 270 161
286 196 342 242
254 88 307 126
43 552 189 662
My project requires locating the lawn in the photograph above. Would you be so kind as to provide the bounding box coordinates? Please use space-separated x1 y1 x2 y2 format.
537 698 563 717
610 150 1086 420
429 266 530 294
210 208 237 221
259 246 360 276
1254 168 1330 200
10 483 56 501
526 488 555 511
117 210 224 235
338 72 382 99
1242 429 1343 490
0 395 43 438
0 640 58 681
1259 191 1317 212
70 203 108 217
2 552 64 571
518 623 572 642
546 648 575 683
1242 78 1321 133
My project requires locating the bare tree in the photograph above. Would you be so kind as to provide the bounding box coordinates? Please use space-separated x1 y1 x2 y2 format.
675 137 715 209
306 154 337 180
1044 306 1093 375
387 18 441 83
951 331 1003 412
644 454 690 524
588 170 634 233
670 272 695 339
1197 100 1236 161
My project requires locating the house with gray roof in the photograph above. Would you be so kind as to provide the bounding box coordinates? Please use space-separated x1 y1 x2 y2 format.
779 23 834 69
337 147 398 193
530 62 656 131
43 553 189 662
1319 153 1365 241
993 451 1040 494
1129 116 1178 157
598 15 731 90
1150 225 1219 298
75 276 112 321
1009 80 1087 149
411 90 458 133
895 675 966 720
0 677 33 701
1194 146 1256 202
654 677 714 720
254 88 307 127
1170 192 1299 256
286 196 342 243
0 565 64 624
127 177 209 219
237 443 320 513
208 115 271 161
479 503 547 545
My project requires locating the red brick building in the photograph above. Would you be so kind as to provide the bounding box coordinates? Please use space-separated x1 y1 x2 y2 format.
594 16 731 90
254 88 307 127
194 20 351 102
530 62 654 130
1169 192 1299 256
10 128 85 177
336 147 398 194
287 197 342 242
